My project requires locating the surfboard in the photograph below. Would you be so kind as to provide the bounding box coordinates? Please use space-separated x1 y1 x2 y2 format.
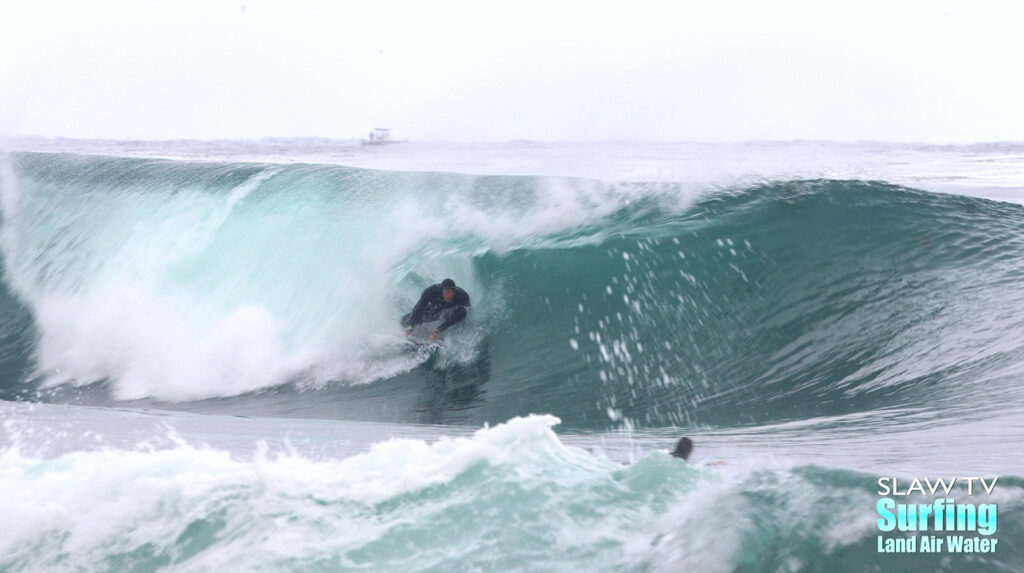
404 323 443 351
406 334 442 350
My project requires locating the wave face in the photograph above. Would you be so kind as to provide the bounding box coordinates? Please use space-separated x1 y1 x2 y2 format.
2 152 1024 431
3 148 1024 572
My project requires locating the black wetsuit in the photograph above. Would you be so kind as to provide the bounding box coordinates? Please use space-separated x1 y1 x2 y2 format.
401 284 471 333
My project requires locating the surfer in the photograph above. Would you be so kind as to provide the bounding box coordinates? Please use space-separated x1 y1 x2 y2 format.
671 437 725 465
402 278 471 341
671 437 693 460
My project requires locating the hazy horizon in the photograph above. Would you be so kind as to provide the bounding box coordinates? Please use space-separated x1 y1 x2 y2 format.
6 134 1024 146
3 1 1023 144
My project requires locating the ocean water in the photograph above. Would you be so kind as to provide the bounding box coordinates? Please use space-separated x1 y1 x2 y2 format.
1 139 1023 572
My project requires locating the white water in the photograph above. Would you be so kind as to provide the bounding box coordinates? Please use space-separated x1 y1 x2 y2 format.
3 401 1023 572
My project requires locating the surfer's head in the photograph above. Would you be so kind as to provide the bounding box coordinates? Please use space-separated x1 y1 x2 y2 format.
441 278 456 302
671 437 693 460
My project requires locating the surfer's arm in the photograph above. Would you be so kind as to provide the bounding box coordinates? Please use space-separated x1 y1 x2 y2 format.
436 306 468 333
407 287 436 326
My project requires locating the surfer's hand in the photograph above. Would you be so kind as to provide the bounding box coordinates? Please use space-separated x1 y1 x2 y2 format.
429 328 439 341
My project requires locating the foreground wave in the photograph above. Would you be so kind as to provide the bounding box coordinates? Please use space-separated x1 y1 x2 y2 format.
2 410 1021 573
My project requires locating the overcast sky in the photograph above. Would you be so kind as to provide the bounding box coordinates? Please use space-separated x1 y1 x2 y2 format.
2 0 1022 142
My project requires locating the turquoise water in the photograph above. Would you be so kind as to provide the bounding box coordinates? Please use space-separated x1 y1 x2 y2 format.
1 147 1022 571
